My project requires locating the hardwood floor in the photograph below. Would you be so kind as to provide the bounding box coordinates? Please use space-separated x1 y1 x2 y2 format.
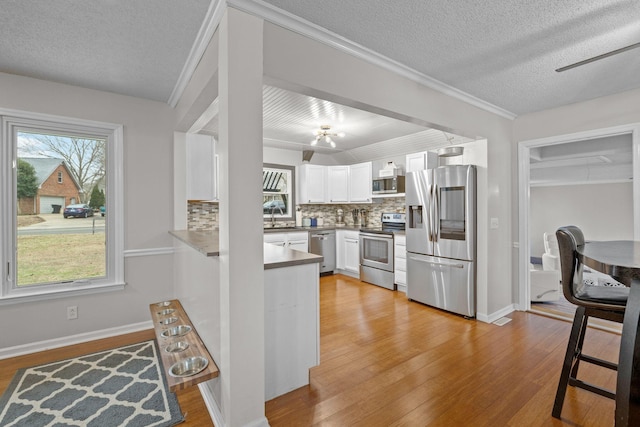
0 329 213 427
0 274 621 426
267 274 619 426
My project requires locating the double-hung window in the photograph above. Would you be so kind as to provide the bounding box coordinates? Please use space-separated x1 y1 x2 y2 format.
1 111 124 302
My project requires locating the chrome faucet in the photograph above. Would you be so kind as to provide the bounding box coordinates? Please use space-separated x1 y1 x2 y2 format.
270 205 284 227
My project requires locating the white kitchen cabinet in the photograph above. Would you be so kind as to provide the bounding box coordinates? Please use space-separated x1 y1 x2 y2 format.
186 133 217 201
264 231 308 252
327 165 350 203
336 229 360 277
286 231 309 252
263 232 286 247
349 162 372 203
298 164 327 203
394 234 407 293
405 151 438 173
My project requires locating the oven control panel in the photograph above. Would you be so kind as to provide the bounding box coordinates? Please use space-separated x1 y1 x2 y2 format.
381 213 406 224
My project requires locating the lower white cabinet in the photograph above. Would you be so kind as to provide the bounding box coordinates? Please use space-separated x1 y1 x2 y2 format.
264 231 309 252
336 229 360 277
394 234 407 292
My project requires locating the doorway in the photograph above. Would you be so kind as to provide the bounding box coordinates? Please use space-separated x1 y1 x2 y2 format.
517 124 640 319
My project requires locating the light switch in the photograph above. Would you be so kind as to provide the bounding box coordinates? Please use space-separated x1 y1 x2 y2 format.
490 217 499 229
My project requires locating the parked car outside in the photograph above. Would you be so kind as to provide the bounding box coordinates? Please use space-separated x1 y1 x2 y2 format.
63 204 94 218
263 200 286 214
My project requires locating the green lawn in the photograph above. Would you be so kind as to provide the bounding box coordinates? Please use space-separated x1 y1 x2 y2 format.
17 233 106 286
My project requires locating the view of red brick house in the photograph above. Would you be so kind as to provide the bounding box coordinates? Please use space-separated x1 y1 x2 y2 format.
18 158 82 215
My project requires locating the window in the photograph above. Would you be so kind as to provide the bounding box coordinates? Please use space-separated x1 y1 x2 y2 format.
263 163 295 221
1 111 124 302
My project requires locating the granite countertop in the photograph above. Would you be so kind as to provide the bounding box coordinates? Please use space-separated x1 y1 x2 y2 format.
170 230 219 256
263 243 323 270
169 230 323 269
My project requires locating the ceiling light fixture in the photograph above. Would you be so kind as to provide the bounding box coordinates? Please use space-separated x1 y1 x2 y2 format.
556 41 640 72
311 125 344 148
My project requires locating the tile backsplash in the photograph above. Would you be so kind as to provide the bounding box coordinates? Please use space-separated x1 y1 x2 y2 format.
187 201 219 231
187 198 406 231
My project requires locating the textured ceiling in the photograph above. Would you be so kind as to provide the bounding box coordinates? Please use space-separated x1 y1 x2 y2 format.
0 0 211 102
262 0 640 115
2 1 639 115
1 0 638 166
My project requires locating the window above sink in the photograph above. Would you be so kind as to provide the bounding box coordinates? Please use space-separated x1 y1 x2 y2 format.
263 163 295 222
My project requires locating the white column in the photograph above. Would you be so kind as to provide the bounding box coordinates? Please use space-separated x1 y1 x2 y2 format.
217 8 266 427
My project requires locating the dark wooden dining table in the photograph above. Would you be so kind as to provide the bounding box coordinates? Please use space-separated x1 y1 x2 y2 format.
576 240 640 427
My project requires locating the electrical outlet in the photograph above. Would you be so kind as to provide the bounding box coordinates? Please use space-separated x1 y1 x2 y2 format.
67 305 78 320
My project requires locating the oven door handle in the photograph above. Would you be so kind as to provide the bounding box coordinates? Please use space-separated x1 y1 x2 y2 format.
359 233 393 242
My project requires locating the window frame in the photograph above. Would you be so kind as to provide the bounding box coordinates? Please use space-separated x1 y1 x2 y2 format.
0 109 124 304
262 163 296 222
57 170 63 184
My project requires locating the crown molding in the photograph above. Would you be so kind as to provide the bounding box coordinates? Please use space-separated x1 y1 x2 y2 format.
168 0 227 108
228 0 517 120
170 0 517 119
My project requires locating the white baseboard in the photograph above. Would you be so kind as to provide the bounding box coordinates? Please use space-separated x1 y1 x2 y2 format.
0 320 153 360
476 304 516 324
334 269 359 279
198 382 270 427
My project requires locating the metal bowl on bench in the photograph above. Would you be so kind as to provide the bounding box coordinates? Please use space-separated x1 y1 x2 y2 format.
160 325 192 338
169 356 209 377
157 308 176 316
155 301 172 308
164 341 190 353
159 316 178 325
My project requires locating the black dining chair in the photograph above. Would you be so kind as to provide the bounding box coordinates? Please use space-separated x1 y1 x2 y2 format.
552 225 629 419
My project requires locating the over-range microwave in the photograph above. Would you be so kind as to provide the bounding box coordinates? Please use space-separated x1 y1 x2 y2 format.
372 176 405 194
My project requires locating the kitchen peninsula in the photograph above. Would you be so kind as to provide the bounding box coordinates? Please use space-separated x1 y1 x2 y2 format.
170 229 322 400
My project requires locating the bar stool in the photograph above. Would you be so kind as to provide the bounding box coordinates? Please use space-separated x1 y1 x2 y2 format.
552 225 629 419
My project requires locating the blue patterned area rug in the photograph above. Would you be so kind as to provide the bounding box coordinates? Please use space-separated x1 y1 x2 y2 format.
0 340 183 427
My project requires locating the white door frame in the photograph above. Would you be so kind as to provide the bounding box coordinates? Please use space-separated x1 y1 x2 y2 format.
517 123 640 311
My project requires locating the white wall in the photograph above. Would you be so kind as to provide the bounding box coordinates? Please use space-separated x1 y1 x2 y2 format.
530 182 633 256
0 72 176 350
514 87 640 303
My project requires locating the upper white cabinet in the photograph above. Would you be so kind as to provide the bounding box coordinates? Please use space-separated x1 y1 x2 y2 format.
405 151 438 173
327 165 350 203
349 162 372 203
186 133 217 201
298 164 326 204
298 162 372 204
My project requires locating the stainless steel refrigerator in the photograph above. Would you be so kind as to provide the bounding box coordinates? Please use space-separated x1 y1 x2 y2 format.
405 165 476 317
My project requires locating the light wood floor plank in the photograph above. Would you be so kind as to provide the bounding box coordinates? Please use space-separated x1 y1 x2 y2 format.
1 273 622 426
267 274 620 426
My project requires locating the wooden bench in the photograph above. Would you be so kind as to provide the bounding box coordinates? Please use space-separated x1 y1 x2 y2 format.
149 299 219 392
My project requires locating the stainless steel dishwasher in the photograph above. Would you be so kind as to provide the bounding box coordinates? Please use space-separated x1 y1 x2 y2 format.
309 230 336 274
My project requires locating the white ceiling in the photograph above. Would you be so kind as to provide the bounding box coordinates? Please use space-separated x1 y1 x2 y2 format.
1 0 638 165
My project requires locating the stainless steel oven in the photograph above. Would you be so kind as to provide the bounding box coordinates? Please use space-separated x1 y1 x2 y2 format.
359 231 395 290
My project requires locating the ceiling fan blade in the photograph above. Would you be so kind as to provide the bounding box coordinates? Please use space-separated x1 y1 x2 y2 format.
556 41 640 72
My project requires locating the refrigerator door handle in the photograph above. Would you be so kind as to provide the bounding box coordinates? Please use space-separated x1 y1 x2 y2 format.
432 183 439 242
408 256 464 269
